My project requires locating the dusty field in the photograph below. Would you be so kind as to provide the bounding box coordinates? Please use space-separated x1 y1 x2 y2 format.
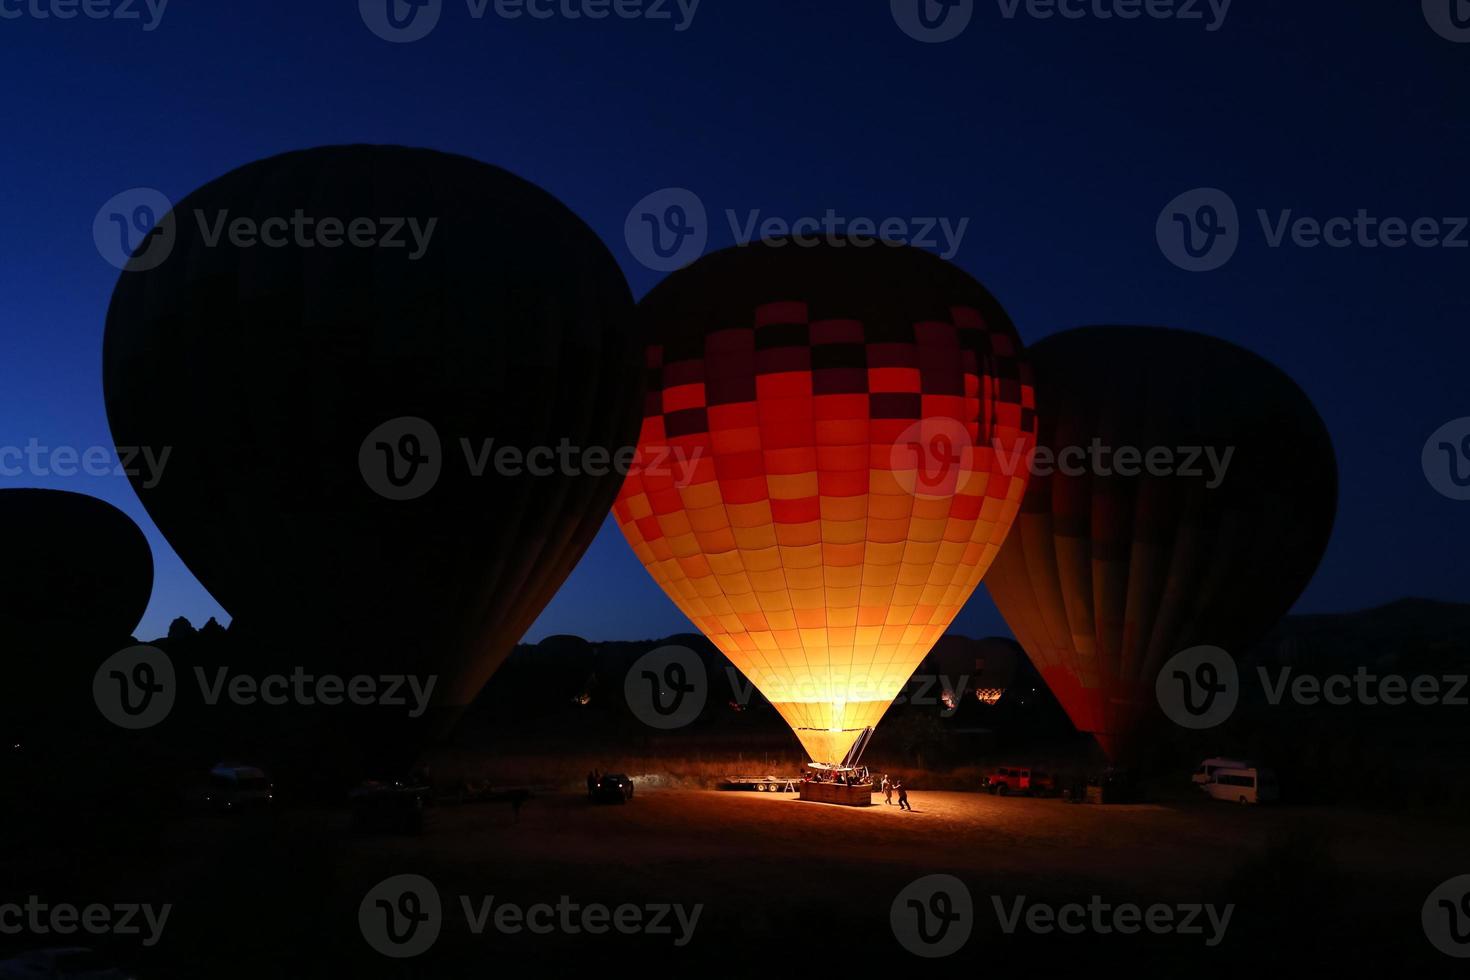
7 786 1461 975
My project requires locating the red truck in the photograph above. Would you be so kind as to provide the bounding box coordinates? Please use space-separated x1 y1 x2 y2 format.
981 765 1058 796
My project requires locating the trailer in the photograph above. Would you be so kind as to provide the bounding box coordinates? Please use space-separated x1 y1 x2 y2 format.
719 775 800 793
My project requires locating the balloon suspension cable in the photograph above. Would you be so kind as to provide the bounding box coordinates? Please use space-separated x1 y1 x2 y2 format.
841 726 875 770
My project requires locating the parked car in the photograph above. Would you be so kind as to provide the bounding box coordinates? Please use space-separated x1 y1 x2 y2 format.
0 947 133 979
592 773 635 803
981 766 1057 796
1200 766 1279 805
186 763 273 812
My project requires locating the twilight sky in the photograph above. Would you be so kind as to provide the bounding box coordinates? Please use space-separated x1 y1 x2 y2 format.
1 0 1466 642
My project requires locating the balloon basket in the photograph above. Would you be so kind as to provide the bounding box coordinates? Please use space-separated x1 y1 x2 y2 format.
798 781 873 807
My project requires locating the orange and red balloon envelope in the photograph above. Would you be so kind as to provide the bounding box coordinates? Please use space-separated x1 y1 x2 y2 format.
614 240 1036 763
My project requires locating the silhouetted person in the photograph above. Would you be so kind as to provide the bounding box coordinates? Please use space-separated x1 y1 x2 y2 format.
897 782 911 811
587 770 598 799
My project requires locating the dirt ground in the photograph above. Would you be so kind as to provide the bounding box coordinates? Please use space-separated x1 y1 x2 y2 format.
7 786 1463 975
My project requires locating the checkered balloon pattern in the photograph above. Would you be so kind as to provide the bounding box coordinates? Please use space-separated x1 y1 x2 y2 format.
614 242 1036 763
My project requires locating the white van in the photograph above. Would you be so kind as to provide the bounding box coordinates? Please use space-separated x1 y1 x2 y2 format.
1201 766 1279 804
1192 757 1254 785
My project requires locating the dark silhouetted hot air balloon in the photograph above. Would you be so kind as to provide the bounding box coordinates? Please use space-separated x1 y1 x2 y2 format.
0 489 153 736
613 239 1036 765
103 146 640 773
0 489 153 642
983 327 1337 760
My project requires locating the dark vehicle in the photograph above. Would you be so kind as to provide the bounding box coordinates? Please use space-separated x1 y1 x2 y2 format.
0 947 132 979
981 766 1057 796
350 780 429 833
184 763 273 813
592 774 634 804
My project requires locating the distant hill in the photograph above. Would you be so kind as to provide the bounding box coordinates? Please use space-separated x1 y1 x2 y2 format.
1253 598 1470 674
125 599 1470 802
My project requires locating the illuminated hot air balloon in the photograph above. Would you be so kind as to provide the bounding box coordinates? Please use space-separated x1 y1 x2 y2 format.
103 146 640 768
922 635 1020 706
613 240 1036 764
983 327 1337 760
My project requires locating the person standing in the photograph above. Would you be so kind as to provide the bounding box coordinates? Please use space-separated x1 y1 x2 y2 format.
897 781 911 811
881 774 893 804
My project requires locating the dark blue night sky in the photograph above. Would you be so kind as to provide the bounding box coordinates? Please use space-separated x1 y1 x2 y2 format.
1 0 1466 643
